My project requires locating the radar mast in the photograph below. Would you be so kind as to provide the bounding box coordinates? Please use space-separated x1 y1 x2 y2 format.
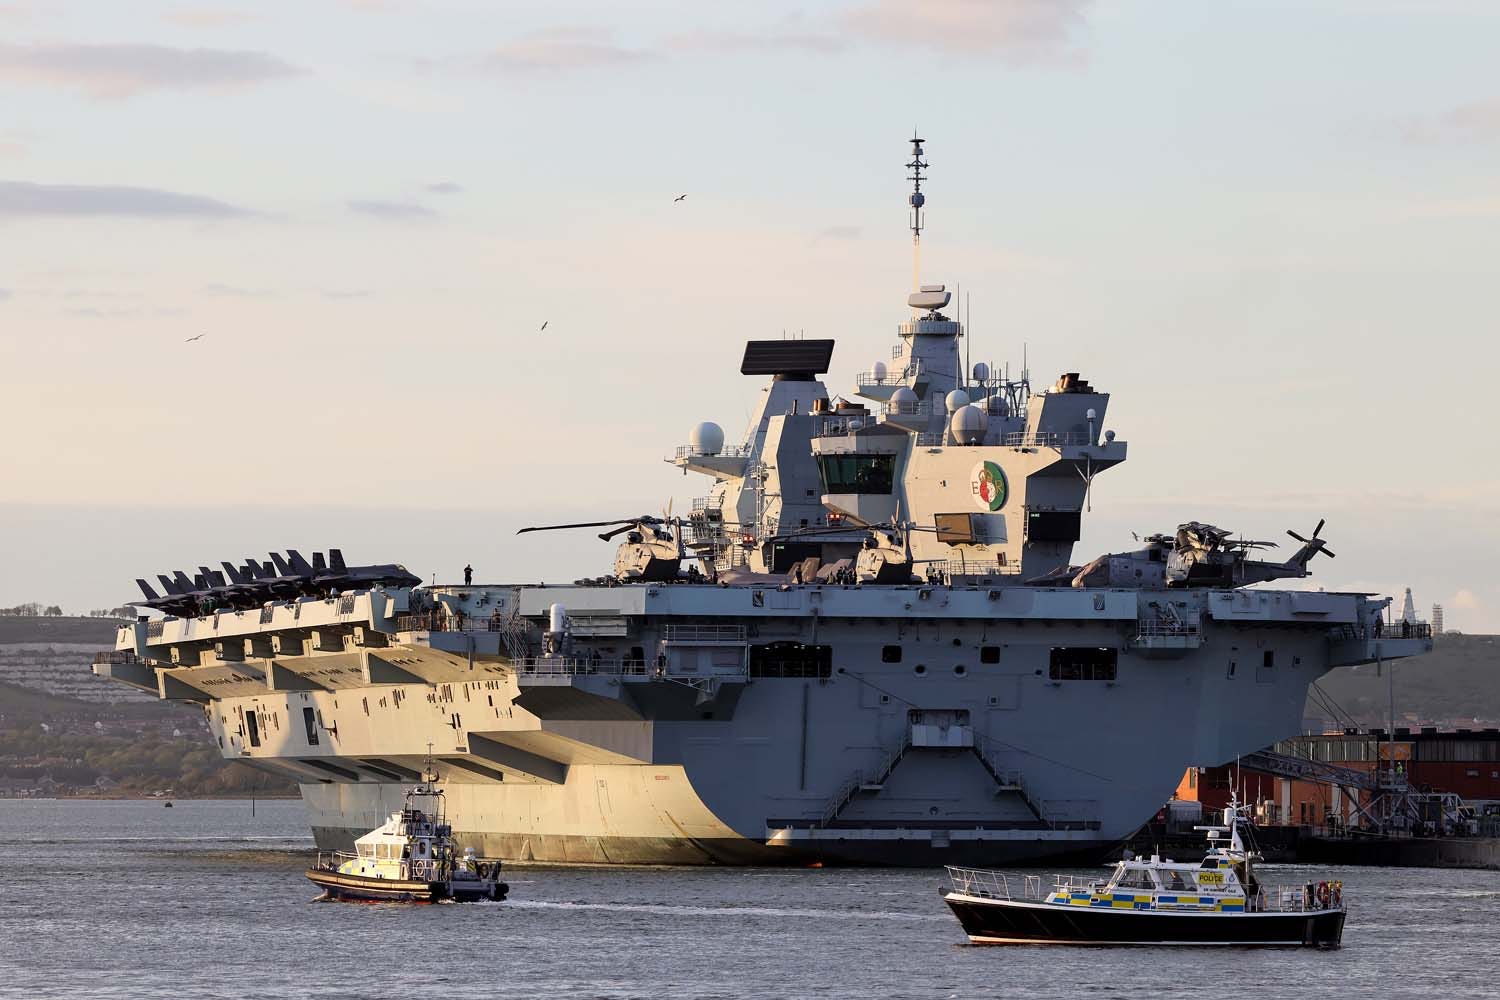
907 132 927 292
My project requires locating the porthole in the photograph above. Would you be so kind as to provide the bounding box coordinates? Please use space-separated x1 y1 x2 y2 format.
954 665 967 677
914 664 927 676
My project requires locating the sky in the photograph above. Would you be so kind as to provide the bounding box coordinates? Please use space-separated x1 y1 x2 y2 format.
0 0 1496 632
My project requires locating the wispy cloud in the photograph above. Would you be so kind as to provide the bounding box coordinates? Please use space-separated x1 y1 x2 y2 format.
201 282 271 297
163 8 258 28
425 181 463 195
0 42 301 98
844 0 1091 59
483 28 648 73
0 180 254 218
1401 99 1500 143
664 28 844 54
347 199 436 220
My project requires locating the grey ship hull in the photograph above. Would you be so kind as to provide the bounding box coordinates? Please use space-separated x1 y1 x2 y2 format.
96 583 1427 868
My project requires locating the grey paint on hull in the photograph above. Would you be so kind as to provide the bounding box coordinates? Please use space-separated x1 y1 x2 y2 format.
309 825 1120 868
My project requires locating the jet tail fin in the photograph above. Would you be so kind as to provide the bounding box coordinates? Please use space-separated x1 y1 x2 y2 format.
286 549 315 576
158 574 181 595
136 579 161 601
329 548 346 572
269 552 293 576
221 561 245 585
312 551 327 573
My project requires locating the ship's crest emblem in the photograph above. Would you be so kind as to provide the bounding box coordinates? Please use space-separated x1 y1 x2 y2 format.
972 461 1008 512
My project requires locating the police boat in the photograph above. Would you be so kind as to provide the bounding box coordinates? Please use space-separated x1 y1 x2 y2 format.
941 802 1345 946
305 766 508 903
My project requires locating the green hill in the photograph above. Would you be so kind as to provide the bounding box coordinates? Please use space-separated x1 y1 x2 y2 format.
1310 634 1500 728
0 615 125 645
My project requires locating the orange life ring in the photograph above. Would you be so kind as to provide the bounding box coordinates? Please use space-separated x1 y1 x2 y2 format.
1316 881 1331 908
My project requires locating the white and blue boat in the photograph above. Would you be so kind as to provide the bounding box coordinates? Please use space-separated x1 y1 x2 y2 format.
942 804 1345 946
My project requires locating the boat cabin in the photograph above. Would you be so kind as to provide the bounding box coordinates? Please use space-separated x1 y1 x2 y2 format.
335 785 454 881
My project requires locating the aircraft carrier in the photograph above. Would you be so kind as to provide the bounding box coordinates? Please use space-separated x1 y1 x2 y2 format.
93 138 1431 865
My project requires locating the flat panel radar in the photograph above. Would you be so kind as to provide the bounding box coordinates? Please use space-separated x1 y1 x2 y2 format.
740 339 835 377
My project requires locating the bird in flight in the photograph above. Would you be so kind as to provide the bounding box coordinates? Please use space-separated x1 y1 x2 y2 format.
674 194 687 202
540 321 548 331
184 334 206 343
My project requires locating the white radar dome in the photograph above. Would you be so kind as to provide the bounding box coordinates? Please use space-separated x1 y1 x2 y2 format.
972 362 990 383
951 404 989 445
889 386 919 414
945 389 971 413
690 421 725 456
872 360 888 383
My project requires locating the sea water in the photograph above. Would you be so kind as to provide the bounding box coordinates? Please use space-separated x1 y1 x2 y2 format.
1 799 1495 999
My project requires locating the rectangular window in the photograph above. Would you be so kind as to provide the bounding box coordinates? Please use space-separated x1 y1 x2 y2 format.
1263 651 1275 668
881 645 903 663
816 454 895 495
749 642 832 678
1026 509 1082 543
245 710 261 748
980 646 1000 664
303 707 319 746
1048 647 1118 681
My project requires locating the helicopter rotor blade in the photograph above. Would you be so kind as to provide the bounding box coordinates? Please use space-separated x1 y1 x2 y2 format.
517 518 640 535
1314 518 1326 537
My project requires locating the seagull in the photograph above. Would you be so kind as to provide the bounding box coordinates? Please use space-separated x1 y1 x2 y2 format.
184 334 206 343
674 194 687 202
540 321 548 331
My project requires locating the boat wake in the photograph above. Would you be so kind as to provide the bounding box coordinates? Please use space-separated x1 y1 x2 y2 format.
499 899 947 922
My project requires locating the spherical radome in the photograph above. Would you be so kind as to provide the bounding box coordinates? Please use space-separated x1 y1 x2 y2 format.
872 360 888 382
944 389 970 413
972 362 990 383
890 386 919 414
690 421 725 456
951 404 989 445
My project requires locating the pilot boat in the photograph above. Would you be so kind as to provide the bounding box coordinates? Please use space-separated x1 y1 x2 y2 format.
941 802 1345 946
305 767 508 903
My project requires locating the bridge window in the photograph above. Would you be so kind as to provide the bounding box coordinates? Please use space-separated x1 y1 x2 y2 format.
881 645 902 663
816 455 894 495
1048 647 1117 681
749 642 832 678
1027 510 1082 543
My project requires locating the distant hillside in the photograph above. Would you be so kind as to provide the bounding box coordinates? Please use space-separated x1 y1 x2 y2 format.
0 616 124 645
1311 634 1500 728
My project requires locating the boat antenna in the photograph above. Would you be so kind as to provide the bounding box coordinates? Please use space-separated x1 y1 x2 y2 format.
907 131 926 293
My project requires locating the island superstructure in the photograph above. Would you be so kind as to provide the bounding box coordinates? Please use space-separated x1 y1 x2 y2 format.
93 138 1431 865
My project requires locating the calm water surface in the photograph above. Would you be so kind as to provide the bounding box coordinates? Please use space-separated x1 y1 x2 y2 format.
1 799 1496 999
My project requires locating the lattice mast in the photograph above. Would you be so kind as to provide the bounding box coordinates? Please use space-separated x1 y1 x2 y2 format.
907 133 927 293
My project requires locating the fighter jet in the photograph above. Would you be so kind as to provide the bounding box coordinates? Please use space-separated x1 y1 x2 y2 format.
312 549 422 592
131 578 199 617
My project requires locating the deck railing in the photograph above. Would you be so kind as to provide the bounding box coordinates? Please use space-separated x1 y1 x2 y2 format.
1004 430 1091 448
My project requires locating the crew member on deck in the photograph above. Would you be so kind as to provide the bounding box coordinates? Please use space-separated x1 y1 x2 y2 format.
464 564 473 585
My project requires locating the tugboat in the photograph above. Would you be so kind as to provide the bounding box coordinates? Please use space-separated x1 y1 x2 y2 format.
942 802 1345 946
305 765 508 903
